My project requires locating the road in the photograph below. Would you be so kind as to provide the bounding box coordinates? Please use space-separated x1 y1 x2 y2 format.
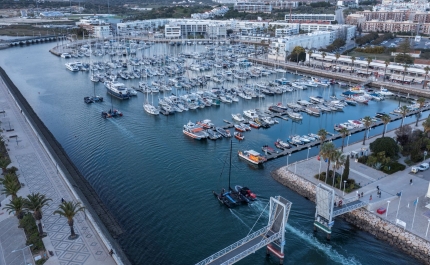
335 8 345 24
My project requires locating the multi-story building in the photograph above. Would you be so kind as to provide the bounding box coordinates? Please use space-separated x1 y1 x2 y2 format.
280 31 334 52
165 20 227 38
285 14 335 22
164 26 181 38
234 2 272 13
76 17 112 38
269 21 356 40
358 10 408 22
92 25 112 38
361 20 419 33
346 14 366 25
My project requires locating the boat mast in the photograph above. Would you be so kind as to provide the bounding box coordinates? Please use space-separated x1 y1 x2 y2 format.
229 140 232 190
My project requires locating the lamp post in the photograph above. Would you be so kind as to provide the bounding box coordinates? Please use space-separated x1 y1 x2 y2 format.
307 146 311 160
346 133 351 147
318 156 322 176
386 200 391 218
343 180 347 196
12 244 33 265
286 153 291 168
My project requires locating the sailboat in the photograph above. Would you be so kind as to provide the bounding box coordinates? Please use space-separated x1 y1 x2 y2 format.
85 42 103 104
143 90 159 115
213 141 256 207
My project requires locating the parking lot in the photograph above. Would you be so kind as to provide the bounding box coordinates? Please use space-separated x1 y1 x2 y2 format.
380 37 430 50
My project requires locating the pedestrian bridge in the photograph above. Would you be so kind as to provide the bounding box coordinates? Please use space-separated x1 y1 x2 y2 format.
196 196 292 265
333 199 368 217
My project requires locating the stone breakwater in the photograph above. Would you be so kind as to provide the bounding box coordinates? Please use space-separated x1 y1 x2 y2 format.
272 166 430 265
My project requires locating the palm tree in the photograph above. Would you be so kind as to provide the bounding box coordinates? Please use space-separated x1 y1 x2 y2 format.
423 66 430 89
362 116 373 145
381 114 391 137
339 127 349 152
350 56 356 73
308 49 313 66
317 129 328 150
1 180 20 200
331 151 345 187
320 142 336 182
416 97 426 127
321 52 326 68
3 196 25 220
24 193 52 237
384 59 390 81
54 201 85 239
335 52 341 68
423 115 430 136
399 105 409 128
402 64 409 82
0 156 11 174
366 57 372 75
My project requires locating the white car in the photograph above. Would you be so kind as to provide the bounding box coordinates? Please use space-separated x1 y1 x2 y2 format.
418 163 429 171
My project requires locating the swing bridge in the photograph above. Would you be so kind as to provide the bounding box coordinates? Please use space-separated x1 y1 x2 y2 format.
196 196 292 265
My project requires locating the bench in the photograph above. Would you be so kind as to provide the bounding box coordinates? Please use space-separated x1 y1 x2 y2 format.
5 129 14 132
9 135 17 138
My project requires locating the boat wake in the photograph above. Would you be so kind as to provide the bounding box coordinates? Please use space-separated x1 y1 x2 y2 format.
107 118 135 138
229 209 252 230
285 224 362 265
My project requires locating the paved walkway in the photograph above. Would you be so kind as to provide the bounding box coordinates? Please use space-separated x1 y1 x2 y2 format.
0 217 33 265
0 79 116 265
289 118 430 241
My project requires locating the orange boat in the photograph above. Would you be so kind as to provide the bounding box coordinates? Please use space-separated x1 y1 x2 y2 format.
238 150 266 165
234 132 245 140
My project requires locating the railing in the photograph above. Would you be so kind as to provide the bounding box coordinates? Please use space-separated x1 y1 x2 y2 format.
219 231 282 265
333 201 368 217
195 226 271 265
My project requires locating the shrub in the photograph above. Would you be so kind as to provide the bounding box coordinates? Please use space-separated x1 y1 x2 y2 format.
369 137 399 158
382 161 406 174
19 214 45 254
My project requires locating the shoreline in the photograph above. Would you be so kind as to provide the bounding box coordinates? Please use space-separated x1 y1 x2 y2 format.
272 167 430 264
0 67 131 265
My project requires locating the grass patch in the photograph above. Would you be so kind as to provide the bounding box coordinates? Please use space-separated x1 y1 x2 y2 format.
314 170 359 193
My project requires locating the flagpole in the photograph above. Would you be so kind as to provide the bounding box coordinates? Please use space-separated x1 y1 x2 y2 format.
412 197 419 230
395 192 402 220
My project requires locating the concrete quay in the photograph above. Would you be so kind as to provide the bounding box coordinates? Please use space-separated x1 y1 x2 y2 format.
250 58 430 99
271 119 430 264
0 68 130 264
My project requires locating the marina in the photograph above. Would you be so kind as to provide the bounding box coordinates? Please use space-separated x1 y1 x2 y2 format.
0 41 424 265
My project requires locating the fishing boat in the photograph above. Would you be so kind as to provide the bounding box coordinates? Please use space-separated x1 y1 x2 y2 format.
104 81 130 100
305 106 321 116
345 98 357 106
197 119 214 129
240 123 251 131
234 132 245 140
262 145 276 153
274 139 290 149
348 120 363 128
216 127 231 137
287 111 303 120
354 96 368 104
243 109 258 119
238 150 266 165
234 124 246 132
232 113 245 122
249 121 260 129
183 122 208 140
206 129 221 140
234 186 257 202
101 109 122 118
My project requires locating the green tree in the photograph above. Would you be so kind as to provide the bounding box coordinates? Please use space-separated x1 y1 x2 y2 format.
317 129 328 150
0 156 11 174
335 52 341 68
3 196 25 220
402 64 409 82
308 49 313 66
416 97 426 127
339 127 349 152
362 116 373 145
381 114 391 137
424 66 430 89
384 59 390 80
395 54 414 64
24 193 52 237
1 180 20 200
321 52 326 68
54 201 85 239
320 142 336 182
291 46 306 63
342 155 350 183
399 105 409 128
369 137 399 158
366 57 372 75
398 38 411 55
331 150 345 187
423 115 430 136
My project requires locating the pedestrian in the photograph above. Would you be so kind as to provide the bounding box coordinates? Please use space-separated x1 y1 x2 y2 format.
61 198 64 203
410 179 413 185
361 192 363 197
377 185 379 191
356 191 359 198
369 195 372 201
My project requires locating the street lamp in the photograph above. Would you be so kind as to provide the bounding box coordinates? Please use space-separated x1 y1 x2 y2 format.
286 153 291 168
426 219 430 237
343 180 347 196
386 200 391 218
346 133 351 147
307 147 311 160
12 244 33 265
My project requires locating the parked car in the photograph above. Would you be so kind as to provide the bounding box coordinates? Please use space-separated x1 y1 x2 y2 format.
418 163 429 171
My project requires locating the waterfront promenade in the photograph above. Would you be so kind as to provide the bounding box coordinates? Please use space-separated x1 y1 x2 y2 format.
0 79 117 265
282 120 430 242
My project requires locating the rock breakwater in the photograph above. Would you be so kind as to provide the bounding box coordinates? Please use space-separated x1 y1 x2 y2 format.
272 166 430 265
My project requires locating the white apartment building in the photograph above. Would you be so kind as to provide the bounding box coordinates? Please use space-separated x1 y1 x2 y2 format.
234 2 272 13
164 26 181 38
285 14 336 22
166 20 227 38
299 23 356 40
281 31 333 52
92 25 112 38
274 24 300 37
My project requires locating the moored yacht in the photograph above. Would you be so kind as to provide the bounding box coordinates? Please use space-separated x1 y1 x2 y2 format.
104 81 130 99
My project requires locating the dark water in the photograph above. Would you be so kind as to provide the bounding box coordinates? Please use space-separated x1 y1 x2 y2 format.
0 42 422 265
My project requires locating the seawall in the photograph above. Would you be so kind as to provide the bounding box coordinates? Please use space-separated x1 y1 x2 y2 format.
0 67 131 265
272 167 430 265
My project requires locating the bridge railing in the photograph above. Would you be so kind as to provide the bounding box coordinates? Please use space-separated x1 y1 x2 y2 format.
333 201 368 217
195 226 271 265
220 231 282 265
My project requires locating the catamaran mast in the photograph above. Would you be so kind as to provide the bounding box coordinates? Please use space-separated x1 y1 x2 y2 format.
229 140 232 190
